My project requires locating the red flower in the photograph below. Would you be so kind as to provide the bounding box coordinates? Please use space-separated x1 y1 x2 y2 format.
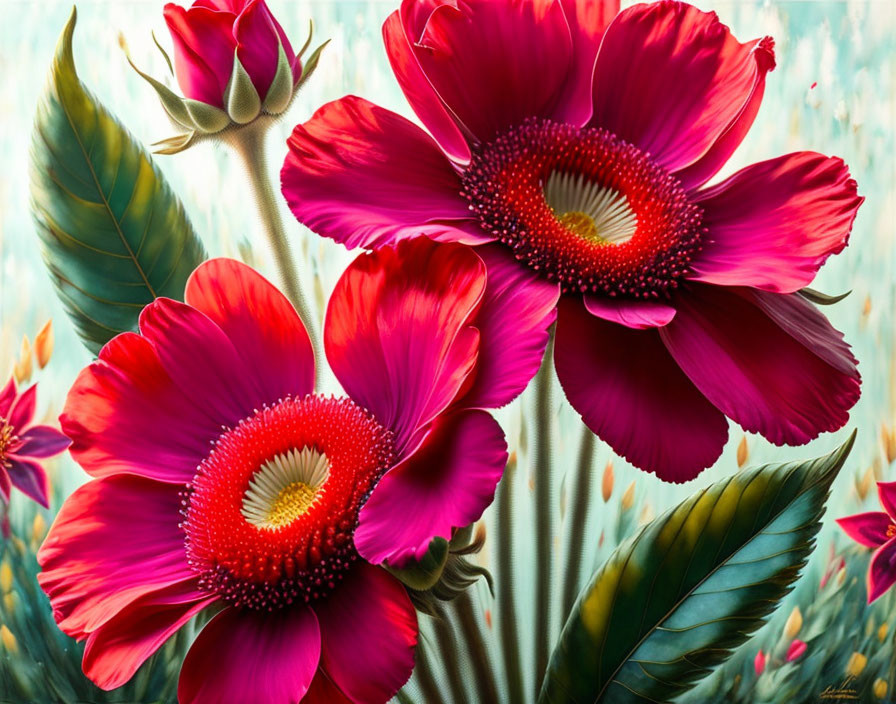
281 0 863 483
0 378 70 509
837 482 896 602
38 239 553 703
164 0 299 108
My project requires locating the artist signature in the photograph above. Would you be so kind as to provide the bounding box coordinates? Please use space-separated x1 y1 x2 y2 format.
819 675 859 700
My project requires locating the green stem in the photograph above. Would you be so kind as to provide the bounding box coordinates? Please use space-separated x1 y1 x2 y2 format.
227 124 320 380
496 455 526 703
560 426 595 619
454 591 501 703
533 330 556 688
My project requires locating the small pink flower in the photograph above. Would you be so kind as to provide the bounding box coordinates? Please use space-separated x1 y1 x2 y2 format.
837 482 896 602
754 649 766 675
786 639 807 662
164 0 300 108
39 239 552 703
282 0 863 483
0 377 70 509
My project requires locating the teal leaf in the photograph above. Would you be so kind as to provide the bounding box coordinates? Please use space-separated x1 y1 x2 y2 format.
30 7 206 354
538 432 855 704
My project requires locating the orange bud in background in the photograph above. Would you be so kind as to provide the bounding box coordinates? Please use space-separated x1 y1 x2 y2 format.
34 320 53 369
602 461 614 502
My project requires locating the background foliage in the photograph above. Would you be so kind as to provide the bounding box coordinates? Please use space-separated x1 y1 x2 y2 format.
1 1 894 703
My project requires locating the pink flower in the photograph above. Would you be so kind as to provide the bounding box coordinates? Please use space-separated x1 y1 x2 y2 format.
164 0 300 108
754 649 766 675
38 239 552 702
0 377 70 509
837 482 896 602
281 0 863 483
786 639 807 662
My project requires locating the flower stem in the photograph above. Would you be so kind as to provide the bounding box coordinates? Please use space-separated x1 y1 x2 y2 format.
227 124 320 380
533 329 556 687
560 425 595 618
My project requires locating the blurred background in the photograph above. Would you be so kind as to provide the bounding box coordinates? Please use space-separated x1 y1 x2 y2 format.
0 1 894 702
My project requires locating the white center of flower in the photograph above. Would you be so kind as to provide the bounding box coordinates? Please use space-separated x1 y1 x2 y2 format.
241 447 330 530
543 171 638 244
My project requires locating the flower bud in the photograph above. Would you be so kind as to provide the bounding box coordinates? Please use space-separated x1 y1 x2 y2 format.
601 460 614 502
621 481 635 511
879 623 889 642
736 435 749 468
874 678 888 699
35 320 53 369
0 625 17 654
754 650 766 675
783 607 802 640
128 0 327 153
845 652 867 677
0 561 11 593
785 639 806 662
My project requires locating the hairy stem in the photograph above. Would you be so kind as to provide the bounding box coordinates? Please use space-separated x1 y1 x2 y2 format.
496 455 525 702
560 426 595 619
227 124 320 380
533 330 556 687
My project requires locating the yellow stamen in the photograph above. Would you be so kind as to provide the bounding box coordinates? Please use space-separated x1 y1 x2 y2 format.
887 524 896 539
266 481 318 528
557 211 606 244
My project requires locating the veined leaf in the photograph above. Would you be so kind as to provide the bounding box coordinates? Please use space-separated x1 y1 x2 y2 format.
538 432 855 704
30 8 205 354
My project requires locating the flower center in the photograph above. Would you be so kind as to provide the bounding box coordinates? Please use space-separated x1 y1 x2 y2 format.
888 524 896 540
0 419 16 467
183 395 394 611
241 447 330 529
461 118 705 298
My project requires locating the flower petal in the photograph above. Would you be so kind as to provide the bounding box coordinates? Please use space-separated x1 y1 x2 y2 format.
38 475 194 640
6 458 49 508
0 377 16 417
314 563 418 702
61 332 224 482
355 409 507 565
8 383 37 432
836 511 892 549
591 1 775 174
584 295 677 329
138 298 270 428
659 284 860 446
555 297 727 482
408 0 573 144
463 245 559 409
383 8 471 163
553 0 619 125
82 579 215 690
15 425 70 458
303 671 353 704
689 153 863 292
282 96 486 250
164 3 235 105
878 482 896 521
185 258 314 402
325 238 485 454
178 605 320 704
869 539 896 603
234 0 292 98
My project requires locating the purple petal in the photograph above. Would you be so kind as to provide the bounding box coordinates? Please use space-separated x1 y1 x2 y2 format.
6 458 49 508
868 539 896 603
15 425 71 458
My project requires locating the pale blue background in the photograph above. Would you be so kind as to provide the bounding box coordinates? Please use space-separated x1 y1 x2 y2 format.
0 0 894 699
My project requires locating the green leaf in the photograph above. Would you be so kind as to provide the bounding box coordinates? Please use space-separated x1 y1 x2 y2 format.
538 432 855 704
798 287 852 306
30 7 206 354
